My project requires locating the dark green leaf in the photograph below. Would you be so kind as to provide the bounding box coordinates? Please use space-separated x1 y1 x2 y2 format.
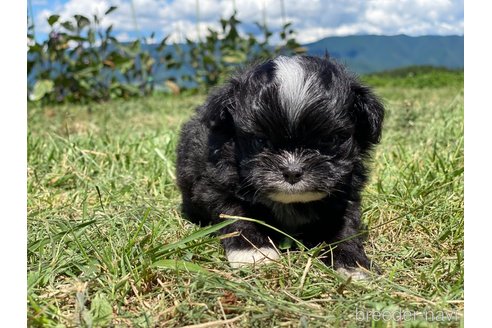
105 6 118 16
105 25 113 36
66 35 87 42
88 30 95 44
48 15 60 26
61 21 75 31
74 15 90 29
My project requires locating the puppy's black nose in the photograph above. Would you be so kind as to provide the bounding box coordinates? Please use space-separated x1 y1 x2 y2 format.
282 166 303 184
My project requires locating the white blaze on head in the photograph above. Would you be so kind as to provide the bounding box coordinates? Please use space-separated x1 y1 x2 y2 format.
274 56 320 121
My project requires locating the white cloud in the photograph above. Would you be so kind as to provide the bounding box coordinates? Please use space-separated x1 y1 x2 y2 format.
34 0 464 44
114 31 133 42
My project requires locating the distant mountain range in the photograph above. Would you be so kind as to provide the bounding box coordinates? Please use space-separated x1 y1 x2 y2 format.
303 34 464 74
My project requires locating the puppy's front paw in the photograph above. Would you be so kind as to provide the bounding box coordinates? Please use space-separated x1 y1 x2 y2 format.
336 267 370 280
226 247 280 268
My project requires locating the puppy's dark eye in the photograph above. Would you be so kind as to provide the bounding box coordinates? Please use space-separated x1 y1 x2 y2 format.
319 136 337 146
318 133 349 148
318 135 338 148
252 137 269 150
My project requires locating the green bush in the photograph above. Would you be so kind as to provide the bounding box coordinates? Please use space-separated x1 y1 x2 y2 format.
27 7 305 104
186 11 305 88
27 7 185 104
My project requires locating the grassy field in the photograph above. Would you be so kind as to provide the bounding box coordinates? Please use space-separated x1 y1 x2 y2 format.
27 70 464 327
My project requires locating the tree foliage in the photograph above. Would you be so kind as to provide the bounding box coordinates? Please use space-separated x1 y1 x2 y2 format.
27 7 305 104
186 11 305 88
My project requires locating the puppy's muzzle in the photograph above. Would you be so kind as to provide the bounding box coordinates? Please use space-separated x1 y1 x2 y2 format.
267 151 328 204
282 164 303 184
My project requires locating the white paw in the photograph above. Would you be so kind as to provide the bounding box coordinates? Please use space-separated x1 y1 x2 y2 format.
336 267 369 280
226 247 280 268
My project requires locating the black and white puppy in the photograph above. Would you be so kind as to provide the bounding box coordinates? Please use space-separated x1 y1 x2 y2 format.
176 55 384 275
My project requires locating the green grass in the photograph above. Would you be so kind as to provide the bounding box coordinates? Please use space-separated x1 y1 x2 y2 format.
362 66 464 89
28 71 464 327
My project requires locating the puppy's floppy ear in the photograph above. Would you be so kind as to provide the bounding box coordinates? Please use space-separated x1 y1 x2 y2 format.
350 83 384 149
202 82 237 132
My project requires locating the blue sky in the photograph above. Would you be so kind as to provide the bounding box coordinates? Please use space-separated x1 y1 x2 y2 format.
28 0 464 44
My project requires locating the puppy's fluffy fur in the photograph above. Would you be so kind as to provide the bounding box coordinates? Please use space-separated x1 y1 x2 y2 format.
176 55 384 270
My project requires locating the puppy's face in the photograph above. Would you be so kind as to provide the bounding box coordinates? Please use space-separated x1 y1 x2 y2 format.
237 134 354 204
207 56 384 204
